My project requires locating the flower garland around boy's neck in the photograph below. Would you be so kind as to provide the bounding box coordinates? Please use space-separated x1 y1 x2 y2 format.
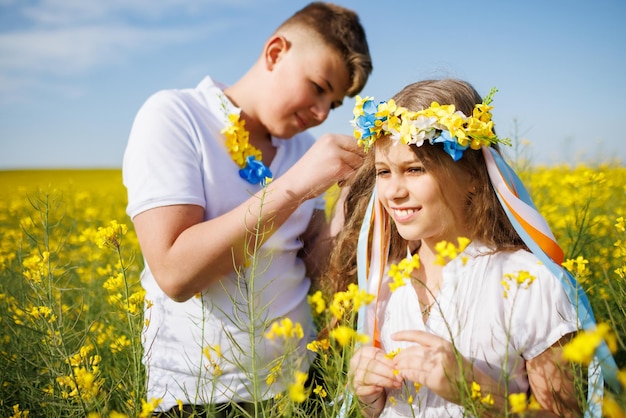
219 92 273 186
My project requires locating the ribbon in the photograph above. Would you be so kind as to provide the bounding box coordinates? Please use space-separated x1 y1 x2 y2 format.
483 146 620 415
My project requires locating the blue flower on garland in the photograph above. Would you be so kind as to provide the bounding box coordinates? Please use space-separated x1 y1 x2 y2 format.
239 155 273 186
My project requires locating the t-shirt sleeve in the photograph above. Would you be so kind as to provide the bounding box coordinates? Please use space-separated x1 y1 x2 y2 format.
507 260 579 360
123 90 207 219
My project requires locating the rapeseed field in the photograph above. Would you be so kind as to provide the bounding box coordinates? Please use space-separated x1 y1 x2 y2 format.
1 166 625 417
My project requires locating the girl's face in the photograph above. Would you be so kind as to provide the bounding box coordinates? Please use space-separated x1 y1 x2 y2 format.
374 139 470 247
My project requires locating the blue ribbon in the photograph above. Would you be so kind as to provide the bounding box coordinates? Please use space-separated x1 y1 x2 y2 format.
488 148 620 416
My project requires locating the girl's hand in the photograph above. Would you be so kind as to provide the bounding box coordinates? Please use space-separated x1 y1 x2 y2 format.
349 345 402 417
392 330 470 403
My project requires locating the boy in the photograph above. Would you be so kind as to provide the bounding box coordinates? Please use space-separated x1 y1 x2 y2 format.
122 2 372 414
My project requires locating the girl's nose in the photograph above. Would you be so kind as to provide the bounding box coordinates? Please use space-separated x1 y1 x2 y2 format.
384 176 409 201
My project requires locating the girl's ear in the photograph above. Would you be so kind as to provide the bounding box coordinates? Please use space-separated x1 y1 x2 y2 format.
264 35 290 71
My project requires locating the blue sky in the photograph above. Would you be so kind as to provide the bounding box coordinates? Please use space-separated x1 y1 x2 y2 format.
1 0 625 169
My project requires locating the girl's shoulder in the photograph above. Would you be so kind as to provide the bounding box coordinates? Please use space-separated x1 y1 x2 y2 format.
454 243 556 287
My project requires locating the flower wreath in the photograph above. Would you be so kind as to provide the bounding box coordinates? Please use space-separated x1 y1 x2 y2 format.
351 87 511 161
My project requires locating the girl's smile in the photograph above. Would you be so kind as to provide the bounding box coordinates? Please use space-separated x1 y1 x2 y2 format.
389 206 420 223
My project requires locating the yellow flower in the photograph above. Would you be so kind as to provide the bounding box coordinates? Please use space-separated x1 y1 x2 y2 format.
388 254 420 292
266 362 282 386
562 323 617 365
502 270 536 298
618 370 626 389
265 318 304 341
95 220 128 249
602 394 625 418
528 394 542 411
103 272 124 292
385 348 401 359
138 398 162 418
203 344 223 375
313 385 327 398
307 290 326 314
307 339 330 353
329 284 374 319
346 283 375 311
508 392 527 414
22 251 51 283
562 256 590 276
330 325 369 347
110 335 131 353
288 371 309 403
28 305 55 322
470 381 482 400
434 237 470 265
10 404 29 418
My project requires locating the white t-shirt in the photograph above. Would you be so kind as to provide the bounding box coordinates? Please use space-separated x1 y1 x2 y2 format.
374 243 578 418
123 76 324 410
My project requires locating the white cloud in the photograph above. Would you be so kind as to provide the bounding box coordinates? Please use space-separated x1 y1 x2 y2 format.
0 24 212 76
0 0 243 78
19 0 246 25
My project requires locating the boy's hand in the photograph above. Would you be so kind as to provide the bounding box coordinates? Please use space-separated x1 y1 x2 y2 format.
286 133 364 200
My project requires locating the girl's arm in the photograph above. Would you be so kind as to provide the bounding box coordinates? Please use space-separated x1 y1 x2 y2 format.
392 331 581 417
525 333 581 417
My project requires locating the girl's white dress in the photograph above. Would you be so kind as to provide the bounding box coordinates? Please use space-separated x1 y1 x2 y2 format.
376 242 578 417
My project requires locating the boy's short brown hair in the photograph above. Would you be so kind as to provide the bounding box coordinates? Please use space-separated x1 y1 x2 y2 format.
276 2 372 97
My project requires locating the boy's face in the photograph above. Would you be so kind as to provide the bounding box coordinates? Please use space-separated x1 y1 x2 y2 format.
261 34 350 139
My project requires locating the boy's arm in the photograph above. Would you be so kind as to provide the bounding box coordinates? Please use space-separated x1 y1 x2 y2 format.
133 133 363 302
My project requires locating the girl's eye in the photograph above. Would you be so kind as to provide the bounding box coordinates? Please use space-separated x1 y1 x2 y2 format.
376 169 390 177
408 166 425 174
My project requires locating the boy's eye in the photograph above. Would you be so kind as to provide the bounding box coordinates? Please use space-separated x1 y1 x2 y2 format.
313 82 324 94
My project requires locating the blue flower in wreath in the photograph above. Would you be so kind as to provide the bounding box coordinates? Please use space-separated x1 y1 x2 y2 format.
355 99 386 141
432 130 469 162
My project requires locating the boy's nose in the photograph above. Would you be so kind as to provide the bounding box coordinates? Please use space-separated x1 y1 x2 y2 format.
310 100 331 125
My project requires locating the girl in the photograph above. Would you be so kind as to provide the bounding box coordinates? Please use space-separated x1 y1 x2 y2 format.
342 79 616 417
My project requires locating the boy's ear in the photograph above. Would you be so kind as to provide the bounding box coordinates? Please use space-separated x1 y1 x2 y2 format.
264 35 290 70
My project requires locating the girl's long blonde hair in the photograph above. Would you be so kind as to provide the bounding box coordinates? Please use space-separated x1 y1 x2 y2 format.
319 79 526 297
